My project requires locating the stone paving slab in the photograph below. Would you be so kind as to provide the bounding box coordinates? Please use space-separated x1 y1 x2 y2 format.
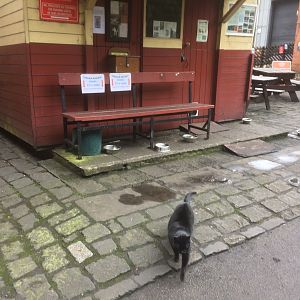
76 187 163 222
94 279 138 300
128 244 164 268
14 274 59 300
53 268 95 298
86 255 130 283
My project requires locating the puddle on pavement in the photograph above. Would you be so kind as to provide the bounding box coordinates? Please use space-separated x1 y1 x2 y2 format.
288 177 300 187
119 183 176 205
248 159 282 171
225 165 248 173
275 155 299 164
118 195 144 205
189 173 228 184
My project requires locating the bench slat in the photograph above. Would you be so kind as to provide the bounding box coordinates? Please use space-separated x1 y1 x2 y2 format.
62 103 214 122
254 87 285 93
58 71 195 86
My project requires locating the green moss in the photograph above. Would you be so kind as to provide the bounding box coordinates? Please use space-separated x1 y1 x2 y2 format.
27 227 55 249
0 258 15 296
42 244 69 273
55 215 90 236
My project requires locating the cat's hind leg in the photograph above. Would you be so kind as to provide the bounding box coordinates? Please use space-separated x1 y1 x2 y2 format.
180 252 190 281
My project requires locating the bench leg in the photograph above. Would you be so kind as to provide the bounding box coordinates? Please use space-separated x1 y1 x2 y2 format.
284 79 300 102
133 118 137 142
63 117 68 148
289 91 300 102
206 108 212 140
77 122 82 160
187 113 192 134
263 84 271 110
150 117 154 149
246 84 256 111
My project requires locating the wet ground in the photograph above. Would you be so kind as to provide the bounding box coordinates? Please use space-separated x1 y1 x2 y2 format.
0 94 300 299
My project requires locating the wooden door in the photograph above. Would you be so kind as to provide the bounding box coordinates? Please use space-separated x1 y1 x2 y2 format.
184 0 220 107
142 0 220 108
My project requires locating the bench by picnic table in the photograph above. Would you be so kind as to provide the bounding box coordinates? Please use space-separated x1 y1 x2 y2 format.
250 75 280 110
58 72 215 159
253 68 300 103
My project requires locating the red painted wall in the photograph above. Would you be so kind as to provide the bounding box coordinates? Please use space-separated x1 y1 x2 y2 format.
0 44 35 145
30 43 85 146
214 50 252 122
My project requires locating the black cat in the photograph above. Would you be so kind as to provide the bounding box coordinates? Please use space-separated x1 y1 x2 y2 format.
168 192 196 281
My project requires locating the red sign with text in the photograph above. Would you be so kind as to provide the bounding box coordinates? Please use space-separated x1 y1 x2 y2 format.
39 0 79 23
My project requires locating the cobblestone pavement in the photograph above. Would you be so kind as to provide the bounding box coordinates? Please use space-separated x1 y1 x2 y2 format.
0 96 300 299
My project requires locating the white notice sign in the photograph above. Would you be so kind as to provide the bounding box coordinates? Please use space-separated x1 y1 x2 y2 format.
80 74 105 94
196 20 208 42
109 73 132 92
93 6 105 34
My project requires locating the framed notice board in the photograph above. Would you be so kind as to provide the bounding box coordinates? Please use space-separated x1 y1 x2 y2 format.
39 0 79 23
106 0 130 42
226 3 257 36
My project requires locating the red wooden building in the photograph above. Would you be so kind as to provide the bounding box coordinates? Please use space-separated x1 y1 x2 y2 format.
0 0 257 149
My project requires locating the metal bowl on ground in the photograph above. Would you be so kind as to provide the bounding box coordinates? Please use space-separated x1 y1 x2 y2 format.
155 143 170 152
103 144 121 154
182 133 198 143
242 117 252 124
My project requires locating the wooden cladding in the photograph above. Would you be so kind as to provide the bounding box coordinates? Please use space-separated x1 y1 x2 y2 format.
0 43 34 144
214 49 252 122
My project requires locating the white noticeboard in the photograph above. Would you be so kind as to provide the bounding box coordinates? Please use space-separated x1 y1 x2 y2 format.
93 6 105 34
196 20 208 42
80 74 105 94
109 73 132 92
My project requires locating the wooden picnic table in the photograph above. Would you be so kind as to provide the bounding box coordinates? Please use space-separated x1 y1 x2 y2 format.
252 67 299 102
251 75 279 110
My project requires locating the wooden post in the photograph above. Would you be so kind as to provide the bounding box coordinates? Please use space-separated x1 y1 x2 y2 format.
220 0 247 23
292 0 300 73
84 1 97 110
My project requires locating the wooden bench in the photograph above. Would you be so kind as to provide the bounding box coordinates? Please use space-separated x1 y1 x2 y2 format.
251 75 279 110
58 72 215 159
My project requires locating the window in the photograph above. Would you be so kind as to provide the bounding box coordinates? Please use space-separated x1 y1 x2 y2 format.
143 0 185 48
226 4 257 36
106 0 130 42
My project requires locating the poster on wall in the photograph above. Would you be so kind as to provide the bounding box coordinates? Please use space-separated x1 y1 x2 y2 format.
227 4 256 35
153 20 177 38
109 73 131 92
196 20 208 42
93 6 105 34
80 74 105 94
39 0 79 23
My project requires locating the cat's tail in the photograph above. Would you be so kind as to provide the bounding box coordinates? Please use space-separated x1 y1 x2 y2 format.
184 192 197 203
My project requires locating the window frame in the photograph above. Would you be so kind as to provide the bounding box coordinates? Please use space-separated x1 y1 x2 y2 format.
106 0 131 42
143 0 185 49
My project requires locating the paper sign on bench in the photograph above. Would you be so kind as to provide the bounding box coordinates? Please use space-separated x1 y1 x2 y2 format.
80 74 105 94
109 73 131 92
